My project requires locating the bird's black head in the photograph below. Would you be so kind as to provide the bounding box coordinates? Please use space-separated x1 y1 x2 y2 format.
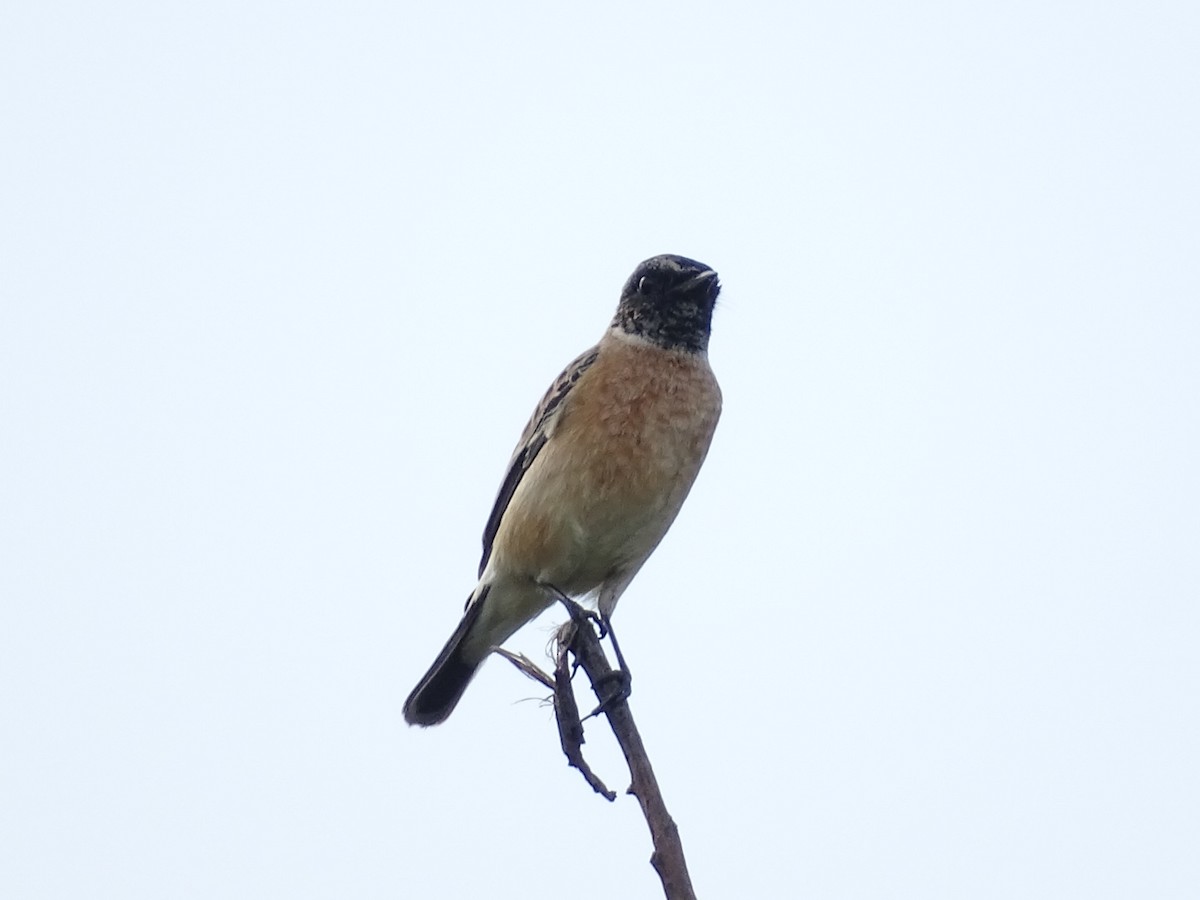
612 254 720 353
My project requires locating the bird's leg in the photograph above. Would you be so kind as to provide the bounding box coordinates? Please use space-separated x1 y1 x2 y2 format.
599 611 629 675
546 583 587 626
544 585 632 716
589 611 632 716
545 587 588 679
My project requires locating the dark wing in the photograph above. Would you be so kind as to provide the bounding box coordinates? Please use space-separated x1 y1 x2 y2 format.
478 345 600 577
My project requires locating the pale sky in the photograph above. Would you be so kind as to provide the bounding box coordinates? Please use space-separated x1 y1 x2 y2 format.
3 2 1198 898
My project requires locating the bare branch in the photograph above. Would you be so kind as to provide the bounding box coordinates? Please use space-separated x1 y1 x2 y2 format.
498 606 698 898
496 645 616 800
555 604 697 900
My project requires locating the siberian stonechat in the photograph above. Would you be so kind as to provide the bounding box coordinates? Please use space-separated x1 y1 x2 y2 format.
403 254 722 726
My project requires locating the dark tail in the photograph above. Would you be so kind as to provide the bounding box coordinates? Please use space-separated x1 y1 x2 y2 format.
403 591 488 727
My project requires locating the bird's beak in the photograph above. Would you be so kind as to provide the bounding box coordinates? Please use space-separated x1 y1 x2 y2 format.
678 269 718 293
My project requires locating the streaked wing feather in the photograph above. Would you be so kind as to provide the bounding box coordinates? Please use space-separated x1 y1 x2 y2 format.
478 345 600 577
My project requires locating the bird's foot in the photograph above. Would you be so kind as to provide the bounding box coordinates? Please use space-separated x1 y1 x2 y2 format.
545 585 634 713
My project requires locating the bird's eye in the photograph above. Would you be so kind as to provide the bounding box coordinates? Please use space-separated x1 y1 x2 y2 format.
637 274 660 294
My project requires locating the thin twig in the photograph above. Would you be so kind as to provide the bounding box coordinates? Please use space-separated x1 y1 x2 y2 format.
497 612 698 899
493 648 554 690
496 647 616 800
556 604 697 900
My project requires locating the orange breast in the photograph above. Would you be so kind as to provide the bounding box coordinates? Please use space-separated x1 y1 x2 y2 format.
490 333 721 593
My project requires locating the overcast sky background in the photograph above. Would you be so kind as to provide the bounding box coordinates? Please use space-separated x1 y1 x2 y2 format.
3 2 1198 898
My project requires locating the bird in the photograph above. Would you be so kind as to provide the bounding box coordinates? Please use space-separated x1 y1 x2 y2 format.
403 254 722 727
